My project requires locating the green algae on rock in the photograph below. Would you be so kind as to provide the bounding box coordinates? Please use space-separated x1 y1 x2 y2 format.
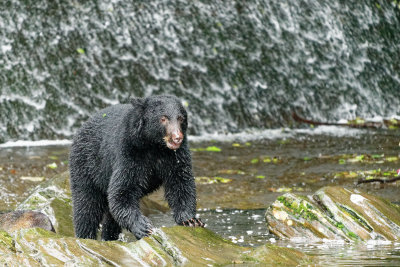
15 172 169 236
0 226 314 266
266 186 400 241
0 172 315 266
16 172 73 236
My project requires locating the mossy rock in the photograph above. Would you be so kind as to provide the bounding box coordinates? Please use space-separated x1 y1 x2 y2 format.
0 226 314 266
314 186 400 241
16 172 169 236
158 227 313 265
17 172 73 236
0 230 14 252
248 244 314 265
3 171 315 265
266 186 400 241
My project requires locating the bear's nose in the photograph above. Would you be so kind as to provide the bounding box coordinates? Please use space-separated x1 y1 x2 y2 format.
172 131 183 144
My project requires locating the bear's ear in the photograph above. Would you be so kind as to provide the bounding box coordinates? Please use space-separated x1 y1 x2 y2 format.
130 97 144 107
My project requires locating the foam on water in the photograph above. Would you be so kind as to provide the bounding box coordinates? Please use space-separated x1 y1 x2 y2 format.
0 139 72 148
0 125 366 147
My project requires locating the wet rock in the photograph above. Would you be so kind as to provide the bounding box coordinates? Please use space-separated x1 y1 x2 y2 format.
16 172 73 236
0 226 313 266
0 210 54 233
266 186 400 241
0 171 315 265
16 172 169 237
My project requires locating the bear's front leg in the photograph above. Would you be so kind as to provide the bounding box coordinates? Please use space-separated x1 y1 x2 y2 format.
107 170 154 239
164 167 204 227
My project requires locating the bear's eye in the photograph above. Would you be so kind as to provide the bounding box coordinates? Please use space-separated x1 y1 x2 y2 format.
160 116 168 124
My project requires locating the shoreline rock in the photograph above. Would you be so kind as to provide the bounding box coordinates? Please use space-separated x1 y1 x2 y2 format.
0 172 315 266
266 186 400 241
0 226 314 266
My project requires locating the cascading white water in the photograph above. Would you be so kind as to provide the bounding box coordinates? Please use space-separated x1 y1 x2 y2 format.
0 0 399 142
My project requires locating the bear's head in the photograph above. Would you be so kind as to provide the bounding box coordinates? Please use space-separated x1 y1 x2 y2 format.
131 95 188 150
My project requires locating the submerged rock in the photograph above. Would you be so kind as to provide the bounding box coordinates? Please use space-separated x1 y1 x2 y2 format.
266 186 400 241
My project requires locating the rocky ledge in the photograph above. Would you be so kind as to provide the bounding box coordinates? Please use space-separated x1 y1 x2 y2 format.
266 186 400 242
0 172 314 266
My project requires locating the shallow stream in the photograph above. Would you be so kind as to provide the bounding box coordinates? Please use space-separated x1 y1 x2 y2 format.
1 127 400 265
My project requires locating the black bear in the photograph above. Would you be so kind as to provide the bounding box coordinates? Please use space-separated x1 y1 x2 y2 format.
69 95 203 240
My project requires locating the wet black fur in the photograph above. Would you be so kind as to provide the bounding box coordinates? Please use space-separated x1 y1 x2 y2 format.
69 95 197 240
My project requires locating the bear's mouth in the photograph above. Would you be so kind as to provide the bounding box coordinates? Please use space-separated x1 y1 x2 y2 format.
164 137 182 150
167 140 181 150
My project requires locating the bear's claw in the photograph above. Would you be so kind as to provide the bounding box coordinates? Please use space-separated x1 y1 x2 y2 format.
181 218 205 227
133 215 154 239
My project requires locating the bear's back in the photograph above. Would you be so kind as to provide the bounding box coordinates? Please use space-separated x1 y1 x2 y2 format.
69 104 135 189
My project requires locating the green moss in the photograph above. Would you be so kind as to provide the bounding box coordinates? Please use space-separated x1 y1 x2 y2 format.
277 196 292 209
347 231 358 239
0 230 15 252
39 190 56 199
338 205 373 232
191 146 222 152
24 195 43 207
206 146 222 152
276 195 318 221
23 227 58 238
50 198 74 237
336 222 344 229
251 158 259 164
214 177 232 183
304 210 318 221
241 254 259 262
249 244 314 265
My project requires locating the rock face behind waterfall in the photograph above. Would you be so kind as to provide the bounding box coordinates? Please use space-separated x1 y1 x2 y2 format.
1 1 400 142
0 172 314 266
266 186 400 241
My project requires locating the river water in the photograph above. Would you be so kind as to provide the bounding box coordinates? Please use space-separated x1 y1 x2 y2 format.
1 128 400 265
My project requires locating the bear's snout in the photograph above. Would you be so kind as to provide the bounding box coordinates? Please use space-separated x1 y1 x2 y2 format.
165 125 183 150
171 130 183 144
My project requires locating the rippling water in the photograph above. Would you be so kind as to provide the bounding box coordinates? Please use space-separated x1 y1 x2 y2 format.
0 1 399 142
149 209 400 266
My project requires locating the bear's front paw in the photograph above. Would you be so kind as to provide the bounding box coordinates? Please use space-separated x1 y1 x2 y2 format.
132 215 154 239
180 218 205 227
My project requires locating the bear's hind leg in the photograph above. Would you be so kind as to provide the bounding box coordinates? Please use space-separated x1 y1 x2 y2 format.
72 188 107 239
101 210 122 241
